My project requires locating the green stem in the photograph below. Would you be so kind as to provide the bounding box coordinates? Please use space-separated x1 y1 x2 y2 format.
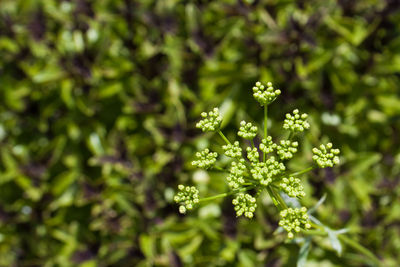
338 235 382 266
288 131 294 141
270 186 288 210
251 139 255 148
289 166 316 177
266 186 280 209
211 166 228 172
218 130 231 145
263 105 268 162
199 185 255 203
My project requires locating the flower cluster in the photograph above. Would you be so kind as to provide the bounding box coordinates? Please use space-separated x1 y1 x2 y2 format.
283 109 310 132
246 147 259 163
226 159 247 189
250 157 285 185
259 136 275 154
222 141 242 159
196 107 222 132
276 140 299 160
312 143 340 168
252 81 281 106
175 80 341 240
279 207 311 238
280 177 305 198
238 121 258 139
192 148 217 169
232 193 257 218
174 185 200 214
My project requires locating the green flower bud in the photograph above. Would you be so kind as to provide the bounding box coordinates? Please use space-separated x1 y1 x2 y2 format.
222 141 242 159
192 148 218 169
174 185 200 214
312 143 340 168
252 81 281 106
250 156 285 186
196 107 222 132
283 109 310 132
279 207 311 238
238 121 258 140
232 193 257 218
280 177 306 198
227 159 247 189
246 147 259 163
276 140 299 160
259 136 276 154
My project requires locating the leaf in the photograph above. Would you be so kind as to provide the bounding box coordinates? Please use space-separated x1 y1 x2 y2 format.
139 234 155 259
326 228 342 256
297 237 311 267
308 194 327 215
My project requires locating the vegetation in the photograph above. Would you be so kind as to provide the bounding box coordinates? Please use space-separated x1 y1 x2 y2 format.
0 0 400 266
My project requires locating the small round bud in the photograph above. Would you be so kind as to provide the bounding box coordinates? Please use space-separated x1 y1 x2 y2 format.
196 108 222 132
174 185 200 214
252 81 281 106
280 177 306 198
279 207 311 238
192 148 218 169
283 109 310 133
223 141 242 159
276 140 299 160
312 143 340 168
238 121 258 140
232 193 257 218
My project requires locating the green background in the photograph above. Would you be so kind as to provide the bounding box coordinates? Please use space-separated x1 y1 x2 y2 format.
0 0 399 266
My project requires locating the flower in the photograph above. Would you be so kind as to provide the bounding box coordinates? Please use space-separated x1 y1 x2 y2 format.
196 107 222 132
279 207 311 238
192 148 218 169
252 81 281 106
238 121 258 140
232 193 257 218
283 109 310 132
280 177 306 198
312 143 340 168
174 185 200 214
276 140 299 160
222 141 242 158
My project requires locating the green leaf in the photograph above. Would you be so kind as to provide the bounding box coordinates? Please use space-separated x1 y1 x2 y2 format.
139 234 155 259
297 237 311 267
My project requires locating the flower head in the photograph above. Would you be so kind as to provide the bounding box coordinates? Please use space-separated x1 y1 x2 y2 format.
252 81 281 106
226 159 247 189
174 185 200 214
312 143 340 168
222 141 242 159
250 156 285 185
280 177 305 198
259 136 276 154
238 121 258 140
232 193 257 218
246 147 259 163
276 140 299 160
196 107 222 132
283 109 310 132
279 207 311 238
192 148 217 169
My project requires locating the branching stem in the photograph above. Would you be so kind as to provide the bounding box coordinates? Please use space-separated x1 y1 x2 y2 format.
263 104 268 162
290 166 316 177
199 185 255 203
218 130 231 145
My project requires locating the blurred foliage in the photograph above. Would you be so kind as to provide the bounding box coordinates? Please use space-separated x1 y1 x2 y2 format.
0 0 400 266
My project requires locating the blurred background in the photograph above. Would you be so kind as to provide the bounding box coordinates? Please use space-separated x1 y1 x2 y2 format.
0 0 400 266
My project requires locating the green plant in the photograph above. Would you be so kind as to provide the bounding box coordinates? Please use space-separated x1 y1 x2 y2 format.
174 81 382 266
